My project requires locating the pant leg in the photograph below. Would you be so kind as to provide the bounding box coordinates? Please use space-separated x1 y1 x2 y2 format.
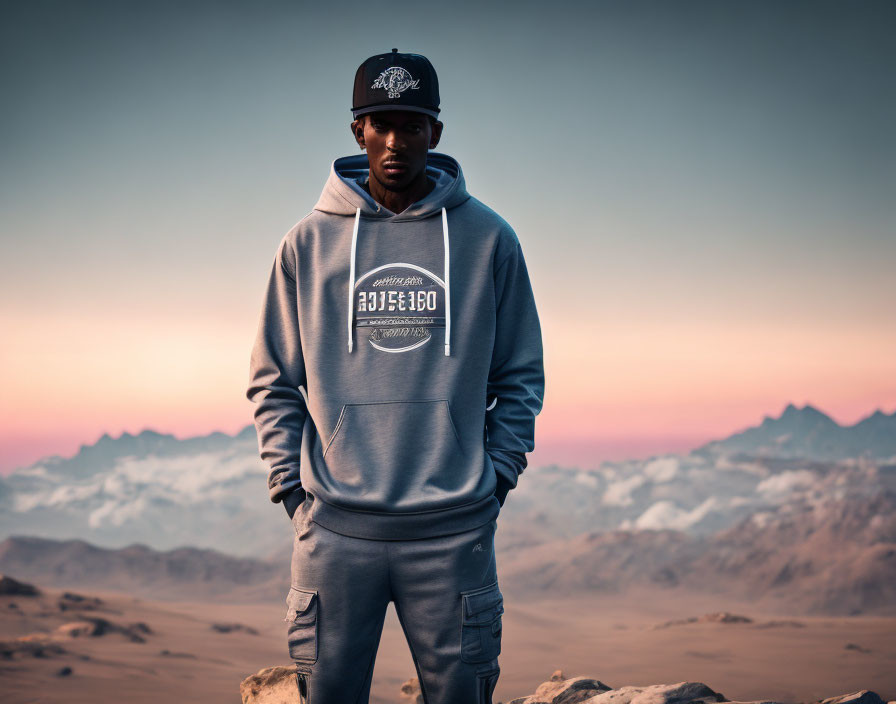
287 493 391 704
388 519 503 704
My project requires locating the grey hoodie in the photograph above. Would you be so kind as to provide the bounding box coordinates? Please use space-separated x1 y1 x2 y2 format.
246 152 544 540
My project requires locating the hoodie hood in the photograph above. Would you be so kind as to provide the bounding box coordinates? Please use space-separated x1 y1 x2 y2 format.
313 151 471 220
313 151 471 357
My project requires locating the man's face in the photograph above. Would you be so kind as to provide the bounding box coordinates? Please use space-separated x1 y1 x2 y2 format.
351 111 443 192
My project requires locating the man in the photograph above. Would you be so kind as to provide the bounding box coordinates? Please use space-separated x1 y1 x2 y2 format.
246 48 544 704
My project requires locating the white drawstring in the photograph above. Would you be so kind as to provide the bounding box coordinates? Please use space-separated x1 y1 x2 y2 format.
442 207 451 356
346 205 451 356
347 207 360 353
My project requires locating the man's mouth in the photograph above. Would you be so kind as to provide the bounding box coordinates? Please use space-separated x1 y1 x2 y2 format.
383 161 409 176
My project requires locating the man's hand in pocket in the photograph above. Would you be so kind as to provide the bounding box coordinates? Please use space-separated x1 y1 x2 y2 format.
283 487 307 520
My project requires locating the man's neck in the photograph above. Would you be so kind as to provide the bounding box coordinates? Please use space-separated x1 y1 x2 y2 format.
363 171 435 215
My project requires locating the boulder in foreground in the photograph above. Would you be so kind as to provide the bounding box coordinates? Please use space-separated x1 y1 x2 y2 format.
240 666 299 704
239 665 892 704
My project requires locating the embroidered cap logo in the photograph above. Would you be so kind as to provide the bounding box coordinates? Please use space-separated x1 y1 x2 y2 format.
371 67 421 98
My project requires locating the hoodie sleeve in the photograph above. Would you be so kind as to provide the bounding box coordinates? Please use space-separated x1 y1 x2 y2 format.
485 237 545 506
246 236 308 505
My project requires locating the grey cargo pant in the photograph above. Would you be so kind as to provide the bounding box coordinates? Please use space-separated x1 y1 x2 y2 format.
284 492 504 704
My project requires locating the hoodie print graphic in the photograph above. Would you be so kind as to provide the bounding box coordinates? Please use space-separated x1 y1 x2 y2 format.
354 260 445 352
347 206 452 355
246 152 545 540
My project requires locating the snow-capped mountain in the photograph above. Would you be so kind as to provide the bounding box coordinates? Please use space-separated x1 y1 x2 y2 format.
0 425 281 558
1 403 892 557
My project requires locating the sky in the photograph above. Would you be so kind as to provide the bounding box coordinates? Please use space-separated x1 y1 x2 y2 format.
1 0 894 474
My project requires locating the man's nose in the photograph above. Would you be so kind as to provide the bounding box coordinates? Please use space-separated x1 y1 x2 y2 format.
386 130 404 152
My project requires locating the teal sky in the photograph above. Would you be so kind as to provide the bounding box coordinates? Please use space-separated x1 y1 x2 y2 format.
1 0 894 473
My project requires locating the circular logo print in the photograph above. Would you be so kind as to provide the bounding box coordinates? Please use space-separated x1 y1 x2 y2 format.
354 262 445 353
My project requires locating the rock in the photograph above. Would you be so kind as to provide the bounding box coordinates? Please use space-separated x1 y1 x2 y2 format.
844 643 872 654
651 617 699 630
817 692 886 704
212 622 259 635
507 674 612 703
754 620 805 628
56 666 73 676
236 666 891 704
399 676 424 702
129 622 153 636
54 617 149 642
596 682 728 704
508 678 726 704
0 575 40 596
58 592 104 611
240 665 300 704
702 612 752 624
653 613 752 630
1 637 67 659
56 621 100 638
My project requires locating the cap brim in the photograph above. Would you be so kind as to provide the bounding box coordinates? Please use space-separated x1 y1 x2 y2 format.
352 104 440 119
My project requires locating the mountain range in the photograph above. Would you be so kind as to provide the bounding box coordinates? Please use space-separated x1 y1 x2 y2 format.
1 403 893 560
3 473 893 615
694 403 896 461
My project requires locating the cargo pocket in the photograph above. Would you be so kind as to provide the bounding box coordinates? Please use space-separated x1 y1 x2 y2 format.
323 399 464 502
284 587 319 665
460 581 504 664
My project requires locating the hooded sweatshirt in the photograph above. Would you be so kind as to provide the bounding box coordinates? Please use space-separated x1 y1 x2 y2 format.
246 151 544 540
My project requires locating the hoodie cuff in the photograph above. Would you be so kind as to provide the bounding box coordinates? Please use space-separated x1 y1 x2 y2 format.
488 449 526 507
493 473 515 507
282 486 307 520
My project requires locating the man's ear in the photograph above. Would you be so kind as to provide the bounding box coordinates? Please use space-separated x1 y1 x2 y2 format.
429 120 443 149
350 118 366 150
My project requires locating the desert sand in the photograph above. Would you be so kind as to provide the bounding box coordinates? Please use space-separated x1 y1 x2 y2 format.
2 578 894 704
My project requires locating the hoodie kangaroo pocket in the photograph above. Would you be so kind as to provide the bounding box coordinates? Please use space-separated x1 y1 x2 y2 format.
322 399 465 508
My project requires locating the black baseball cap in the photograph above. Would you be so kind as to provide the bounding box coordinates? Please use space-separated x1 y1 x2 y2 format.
352 48 440 120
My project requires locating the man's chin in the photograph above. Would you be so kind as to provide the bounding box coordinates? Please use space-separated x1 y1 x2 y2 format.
374 170 422 192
